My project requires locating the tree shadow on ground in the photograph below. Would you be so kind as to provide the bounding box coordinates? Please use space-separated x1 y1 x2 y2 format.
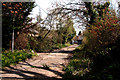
25 61 63 76
2 45 78 80
52 50 73 53
39 44 78 53
2 62 63 80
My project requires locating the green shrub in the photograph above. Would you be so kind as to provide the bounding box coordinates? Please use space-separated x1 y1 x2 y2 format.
27 36 71 52
2 50 34 68
63 46 91 80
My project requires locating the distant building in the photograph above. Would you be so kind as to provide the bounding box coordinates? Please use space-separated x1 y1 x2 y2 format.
27 28 39 37
118 2 120 19
72 36 78 44
72 35 83 45
118 2 120 8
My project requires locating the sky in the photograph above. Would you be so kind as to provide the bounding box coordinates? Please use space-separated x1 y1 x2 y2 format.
29 0 119 35
28 0 54 19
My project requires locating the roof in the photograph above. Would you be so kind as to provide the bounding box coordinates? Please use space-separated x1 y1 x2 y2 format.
73 35 83 41
73 36 78 41
28 28 39 34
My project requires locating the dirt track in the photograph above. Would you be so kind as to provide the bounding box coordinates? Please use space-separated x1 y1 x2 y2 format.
1 44 78 80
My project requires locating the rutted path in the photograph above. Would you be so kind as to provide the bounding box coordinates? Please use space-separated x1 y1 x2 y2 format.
1 44 78 80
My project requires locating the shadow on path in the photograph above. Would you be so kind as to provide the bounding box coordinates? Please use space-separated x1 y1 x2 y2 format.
1 44 78 80
52 50 73 53
2 65 62 80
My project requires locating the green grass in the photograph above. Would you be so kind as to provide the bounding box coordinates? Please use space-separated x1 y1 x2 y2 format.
2 50 35 68
53 43 71 49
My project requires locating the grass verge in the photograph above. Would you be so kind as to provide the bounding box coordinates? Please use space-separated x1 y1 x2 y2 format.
53 43 71 49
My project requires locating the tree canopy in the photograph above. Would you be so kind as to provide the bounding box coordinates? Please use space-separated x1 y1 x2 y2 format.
2 2 35 49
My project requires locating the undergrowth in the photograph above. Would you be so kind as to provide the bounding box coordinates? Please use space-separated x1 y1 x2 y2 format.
2 50 36 68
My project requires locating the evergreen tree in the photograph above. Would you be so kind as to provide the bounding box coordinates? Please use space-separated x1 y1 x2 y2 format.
2 2 35 49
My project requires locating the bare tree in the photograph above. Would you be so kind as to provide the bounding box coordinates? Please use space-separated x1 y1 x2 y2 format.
47 0 110 30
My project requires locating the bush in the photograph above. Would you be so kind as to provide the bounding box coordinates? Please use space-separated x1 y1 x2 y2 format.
63 58 90 80
63 45 91 79
27 36 71 52
2 50 35 68
83 9 119 55
15 33 28 50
